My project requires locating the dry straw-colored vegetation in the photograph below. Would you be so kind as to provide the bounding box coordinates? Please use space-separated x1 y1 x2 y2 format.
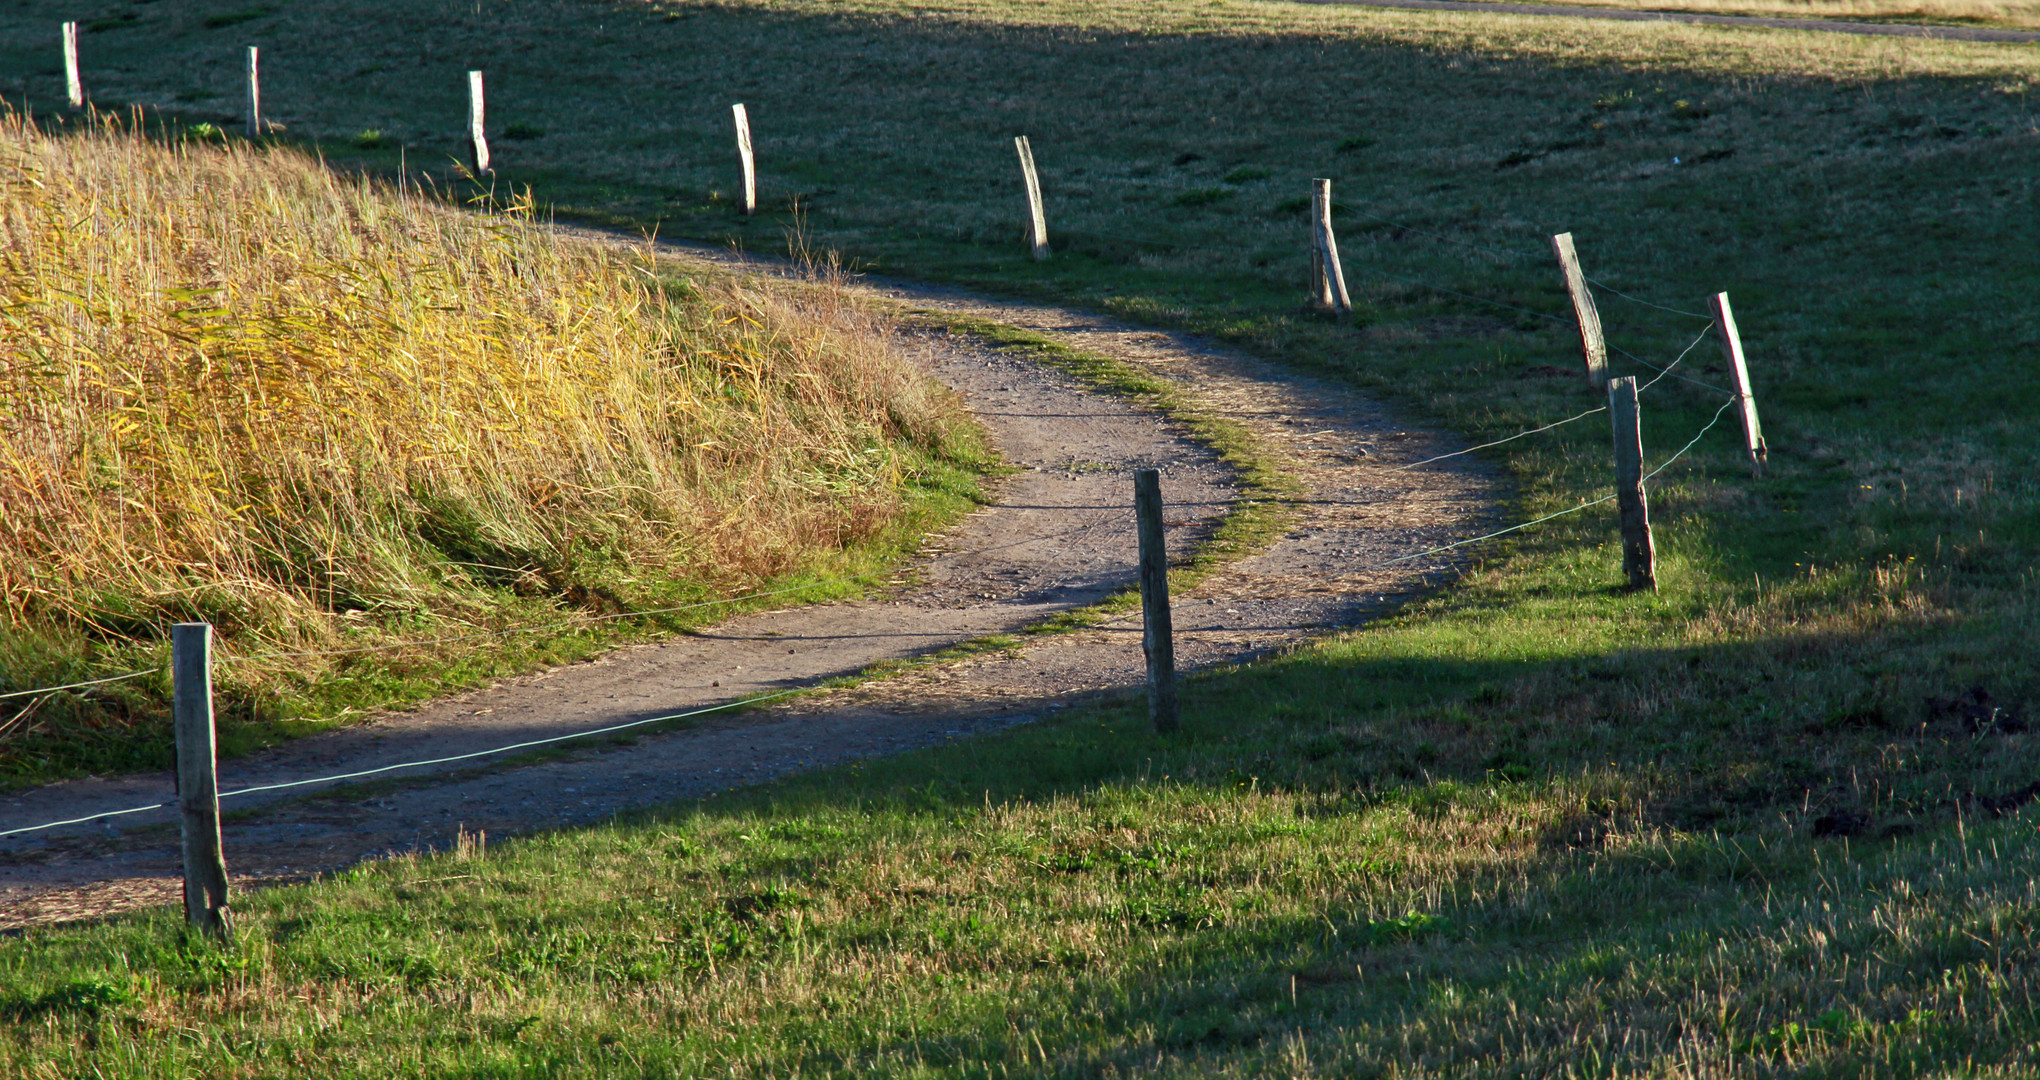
0 108 975 776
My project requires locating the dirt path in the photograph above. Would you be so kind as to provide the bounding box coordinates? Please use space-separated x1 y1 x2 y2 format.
0 245 1498 930
1300 0 2040 42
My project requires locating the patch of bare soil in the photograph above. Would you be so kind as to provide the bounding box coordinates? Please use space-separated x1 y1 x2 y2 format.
0 244 1497 931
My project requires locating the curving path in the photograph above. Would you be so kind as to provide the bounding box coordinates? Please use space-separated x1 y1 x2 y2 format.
0 242 1499 929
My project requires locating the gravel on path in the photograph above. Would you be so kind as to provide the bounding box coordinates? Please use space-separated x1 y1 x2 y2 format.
1296 0 2040 43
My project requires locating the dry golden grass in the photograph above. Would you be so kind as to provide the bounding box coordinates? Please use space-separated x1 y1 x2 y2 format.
0 108 975 772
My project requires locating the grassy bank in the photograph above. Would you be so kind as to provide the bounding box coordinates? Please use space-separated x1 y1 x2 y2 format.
3 0 2039 1071
0 110 989 787
5 683 2037 1076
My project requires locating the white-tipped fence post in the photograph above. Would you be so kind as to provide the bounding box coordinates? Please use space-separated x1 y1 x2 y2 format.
244 46 261 138
1607 377 1656 592
62 22 82 109
1310 179 1351 315
1134 469 1178 733
1709 292 1767 477
1552 232 1608 387
733 104 756 217
467 70 490 175
1015 136 1049 260
173 623 232 941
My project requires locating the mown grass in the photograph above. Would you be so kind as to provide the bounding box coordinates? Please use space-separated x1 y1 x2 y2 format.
3 0 2040 1071
0 110 991 787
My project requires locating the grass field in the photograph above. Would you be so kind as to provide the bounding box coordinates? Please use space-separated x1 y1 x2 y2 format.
4 0 2040 1073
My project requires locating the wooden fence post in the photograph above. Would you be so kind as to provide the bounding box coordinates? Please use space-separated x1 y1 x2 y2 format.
245 46 260 138
733 104 756 217
1015 136 1048 260
1311 179 1351 315
1709 291 1767 477
1607 377 1656 591
172 623 232 941
1551 232 1608 387
62 22 81 109
467 70 490 176
1134 469 1179 733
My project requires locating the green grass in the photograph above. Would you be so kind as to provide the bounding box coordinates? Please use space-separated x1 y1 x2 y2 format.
4 0 2040 1071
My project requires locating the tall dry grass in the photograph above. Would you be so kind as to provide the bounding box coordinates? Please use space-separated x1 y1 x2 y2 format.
0 108 964 677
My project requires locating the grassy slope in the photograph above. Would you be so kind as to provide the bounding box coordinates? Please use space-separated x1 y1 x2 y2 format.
0 118 993 788
3 0 2040 1072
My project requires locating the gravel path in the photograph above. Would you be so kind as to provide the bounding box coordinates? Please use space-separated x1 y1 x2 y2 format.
0 243 1499 930
1299 0 2040 42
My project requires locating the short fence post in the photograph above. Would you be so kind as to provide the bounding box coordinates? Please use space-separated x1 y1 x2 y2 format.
1709 291 1767 478
1311 179 1351 315
1607 377 1656 591
1134 469 1179 733
244 46 260 138
62 21 82 109
467 70 490 176
1015 135 1049 260
172 623 232 941
733 103 756 217
1551 232 1608 387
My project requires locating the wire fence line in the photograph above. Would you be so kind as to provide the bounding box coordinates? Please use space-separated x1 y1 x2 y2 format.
0 669 154 701
0 515 1124 713
1390 405 1611 472
0 382 1746 844
0 688 805 841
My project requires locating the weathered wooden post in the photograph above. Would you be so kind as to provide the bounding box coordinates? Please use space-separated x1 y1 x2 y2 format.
1311 179 1351 315
1134 469 1179 733
172 623 232 940
1709 292 1767 477
244 46 261 138
62 21 82 109
467 70 490 175
1015 136 1049 260
1607 377 1656 591
733 103 756 216
1551 232 1608 387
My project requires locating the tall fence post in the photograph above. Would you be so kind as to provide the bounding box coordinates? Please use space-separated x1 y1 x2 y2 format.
1551 232 1608 387
1709 291 1767 478
244 46 260 138
467 70 490 176
1311 179 1351 315
1607 377 1656 591
172 623 232 941
62 21 82 109
1015 135 1049 260
733 104 756 217
1134 469 1179 733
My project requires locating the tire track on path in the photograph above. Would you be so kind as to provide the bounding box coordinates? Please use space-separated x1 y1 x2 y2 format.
0 242 1499 929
